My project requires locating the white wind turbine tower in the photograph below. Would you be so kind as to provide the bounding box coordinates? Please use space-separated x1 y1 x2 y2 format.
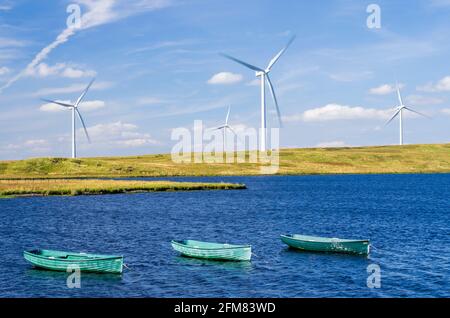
385 83 430 145
211 106 238 153
42 78 94 158
221 35 295 151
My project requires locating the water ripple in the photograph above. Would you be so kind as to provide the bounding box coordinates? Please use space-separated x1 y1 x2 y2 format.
0 174 449 297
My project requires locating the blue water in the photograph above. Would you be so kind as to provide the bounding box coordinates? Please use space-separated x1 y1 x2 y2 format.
0 174 449 297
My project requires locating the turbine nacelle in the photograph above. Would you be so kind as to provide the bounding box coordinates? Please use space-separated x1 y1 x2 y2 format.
221 35 296 147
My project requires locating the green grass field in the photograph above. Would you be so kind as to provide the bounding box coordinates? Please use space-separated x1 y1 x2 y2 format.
0 143 449 179
0 179 246 198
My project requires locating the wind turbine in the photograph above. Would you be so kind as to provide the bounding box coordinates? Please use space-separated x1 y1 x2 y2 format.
211 106 238 153
221 35 295 151
385 83 430 145
42 78 94 158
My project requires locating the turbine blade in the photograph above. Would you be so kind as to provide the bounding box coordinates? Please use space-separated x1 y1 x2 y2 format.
220 53 264 72
396 83 404 106
41 98 74 108
225 106 231 125
225 125 236 135
266 75 283 127
385 109 401 126
75 108 91 143
404 107 431 119
207 126 224 131
266 35 296 71
75 78 95 107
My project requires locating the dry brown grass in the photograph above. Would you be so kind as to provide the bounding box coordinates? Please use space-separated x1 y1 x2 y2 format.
0 144 449 179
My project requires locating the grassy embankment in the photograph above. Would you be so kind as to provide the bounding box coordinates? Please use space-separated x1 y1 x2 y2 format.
0 179 246 198
0 144 449 179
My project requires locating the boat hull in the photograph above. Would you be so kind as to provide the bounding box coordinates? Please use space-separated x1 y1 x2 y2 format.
281 235 370 255
171 240 252 262
24 250 123 274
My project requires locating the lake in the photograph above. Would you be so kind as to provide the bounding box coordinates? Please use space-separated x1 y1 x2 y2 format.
0 174 449 297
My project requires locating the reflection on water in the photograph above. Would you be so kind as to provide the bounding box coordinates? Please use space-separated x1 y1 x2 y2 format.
173 255 254 272
24 267 123 283
280 246 371 259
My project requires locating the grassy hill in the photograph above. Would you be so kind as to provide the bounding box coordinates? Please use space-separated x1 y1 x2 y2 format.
0 143 449 179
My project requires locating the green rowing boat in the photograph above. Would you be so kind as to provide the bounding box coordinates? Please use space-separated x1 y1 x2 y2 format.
280 234 370 255
24 249 124 273
171 240 252 261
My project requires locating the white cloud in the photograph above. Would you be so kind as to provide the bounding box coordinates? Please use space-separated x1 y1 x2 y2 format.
39 100 105 112
33 81 113 96
137 97 166 105
329 71 372 82
0 37 26 48
24 139 48 147
76 0 173 29
25 62 96 78
315 141 349 148
116 139 151 147
62 66 97 78
25 63 61 77
6 139 50 154
78 100 105 111
39 100 72 112
0 66 10 75
246 79 260 86
283 104 392 123
417 76 450 92
85 122 137 137
406 95 444 106
0 1 13 11
369 83 404 95
128 39 197 54
315 36 437 64
430 0 450 7
0 51 17 62
85 121 158 148
442 108 450 115
0 28 76 92
277 83 304 95
207 72 243 85
0 0 172 93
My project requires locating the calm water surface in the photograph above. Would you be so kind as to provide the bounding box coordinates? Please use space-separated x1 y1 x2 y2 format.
1 174 449 297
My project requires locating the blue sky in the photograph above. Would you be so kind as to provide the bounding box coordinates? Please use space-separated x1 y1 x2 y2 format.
0 0 449 159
